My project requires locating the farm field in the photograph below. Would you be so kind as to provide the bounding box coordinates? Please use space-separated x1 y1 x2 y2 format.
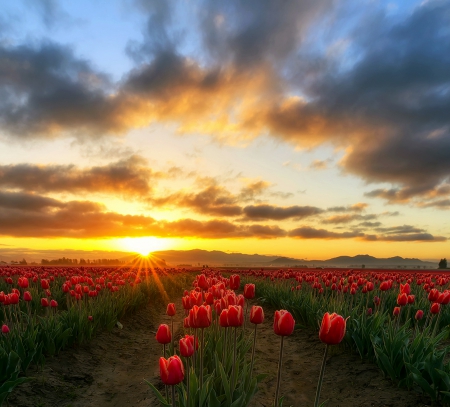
1 265 449 406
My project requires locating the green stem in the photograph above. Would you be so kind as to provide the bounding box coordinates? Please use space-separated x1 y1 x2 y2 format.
250 324 257 380
200 328 204 390
186 358 190 407
231 327 237 395
314 344 328 407
172 385 176 407
274 336 284 407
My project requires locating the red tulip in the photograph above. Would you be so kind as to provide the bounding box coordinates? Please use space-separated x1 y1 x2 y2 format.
430 302 440 314
50 299 58 308
229 274 240 290
400 283 410 295
393 306 401 317
1 325 9 334
227 305 244 327
23 291 32 302
179 335 195 357
182 296 191 310
407 295 415 304
367 308 373 316
9 293 19 305
244 284 255 299
18 277 29 289
415 310 424 320
197 274 209 290
183 317 190 329
41 279 50 290
155 324 171 344
273 310 295 336
88 316 93 321
194 305 212 328
380 281 390 291
437 291 450 305
428 289 439 302
166 303 176 317
219 309 229 327
41 298 49 308
319 312 346 345
250 305 264 324
397 293 408 306
159 355 185 385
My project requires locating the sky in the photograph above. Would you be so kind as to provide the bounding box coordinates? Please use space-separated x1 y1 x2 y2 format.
0 0 449 261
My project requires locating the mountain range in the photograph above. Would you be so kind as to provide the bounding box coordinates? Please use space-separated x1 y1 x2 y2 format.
150 249 438 268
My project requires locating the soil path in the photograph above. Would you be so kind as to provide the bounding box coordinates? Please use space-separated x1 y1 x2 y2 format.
10 297 431 407
249 304 430 407
9 297 185 407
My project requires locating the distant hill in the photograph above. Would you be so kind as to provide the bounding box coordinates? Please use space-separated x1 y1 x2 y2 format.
151 250 437 268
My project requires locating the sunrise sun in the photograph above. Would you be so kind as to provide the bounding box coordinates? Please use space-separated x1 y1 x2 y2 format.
119 237 169 256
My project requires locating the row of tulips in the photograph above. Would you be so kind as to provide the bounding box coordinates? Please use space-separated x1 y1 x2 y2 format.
148 271 349 407
238 267 450 405
0 265 191 406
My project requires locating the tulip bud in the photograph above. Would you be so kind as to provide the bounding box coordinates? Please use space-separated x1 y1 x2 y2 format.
250 305 264 324
415 310 424 320
166 303 176 317
397 293 408 306
155 324 171 344
244 284 255 299
227 305 244 327
219 309 229 327
50 299 58 308
273 310 295 336
319 312 347 345
41 279 50 290
159 355 184 385
179 335 195 358
430 302 440 315
393 306 401 317
88 316 93 321
1 324 9 334
407 295 415 305
23 291 32 302
367 308 373 316
41 298 49 308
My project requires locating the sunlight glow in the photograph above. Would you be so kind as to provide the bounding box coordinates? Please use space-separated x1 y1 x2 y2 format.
118 237 170 256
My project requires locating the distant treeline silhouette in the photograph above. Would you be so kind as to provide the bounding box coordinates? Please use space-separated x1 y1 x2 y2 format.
40 257 125 265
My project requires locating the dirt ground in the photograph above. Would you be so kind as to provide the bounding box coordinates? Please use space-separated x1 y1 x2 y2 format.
9 297 431 407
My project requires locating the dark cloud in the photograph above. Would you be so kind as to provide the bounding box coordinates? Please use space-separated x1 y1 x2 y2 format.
150 185 243 217
374 225 427 235
358 221 382 228
322 214 378 224
327 203 368 213
288 227 364 240
198 0 333 68
0 191 288 239
0 191 64 211
243 204 323 220
363 233 447 242
0 0 449 209
0 155 155 196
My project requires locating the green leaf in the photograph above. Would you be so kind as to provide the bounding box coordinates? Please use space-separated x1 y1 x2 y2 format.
144 380 171 406
209 388 221 407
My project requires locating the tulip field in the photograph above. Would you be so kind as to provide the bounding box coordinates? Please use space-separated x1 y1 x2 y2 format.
1 264 450 406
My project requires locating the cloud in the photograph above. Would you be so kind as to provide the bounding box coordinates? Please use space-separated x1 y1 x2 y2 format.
0 191 288 239
0 155 156 196
322 213 378 224
288 226 365 240
309 159 329 170
243 204 323 220
0 0 449 207
327 203 369 213
363 233 447 242
0 191 444 241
